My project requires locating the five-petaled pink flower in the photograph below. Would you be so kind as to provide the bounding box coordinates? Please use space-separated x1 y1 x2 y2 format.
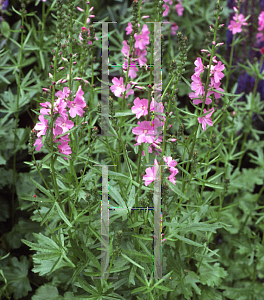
134 24 150 50
67 86 86 118
131 97 154 119
110 77 126 97
209 61 225 83
55 116 74 134
142 159 159 186
191 74 204 96
198 108 215 131
34 115 48 137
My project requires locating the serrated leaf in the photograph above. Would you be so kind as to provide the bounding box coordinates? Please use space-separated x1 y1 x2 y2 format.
199 262 228 287
1 256 32 299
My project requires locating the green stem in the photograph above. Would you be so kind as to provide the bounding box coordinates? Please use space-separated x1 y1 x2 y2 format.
12 7 25 226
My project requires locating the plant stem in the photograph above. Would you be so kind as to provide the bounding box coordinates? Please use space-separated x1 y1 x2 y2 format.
11 6 25 226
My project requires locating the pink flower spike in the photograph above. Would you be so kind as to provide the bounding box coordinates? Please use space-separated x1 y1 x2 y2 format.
198 107 215 131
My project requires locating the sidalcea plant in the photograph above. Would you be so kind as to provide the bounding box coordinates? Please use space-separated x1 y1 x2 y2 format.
6 0 262 299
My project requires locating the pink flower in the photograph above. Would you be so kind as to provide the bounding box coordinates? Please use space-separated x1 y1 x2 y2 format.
163 5 170 17
142 159 159 186
228 20 242 34
210 61 225 83
120 83 134 99
194 57 204 77
67 86 86 118
132 121 156 144
134 48 147 66
134 24 150 50
171 22 178 35
163 156 177 168
55 116 74 134
53 125 63 142
258 11 264 32
175 1 184 16
34 115 48 137
55 87 71 100
123 59 139 79
131 97 154 119
58 141 72 160
34 138 43 151
191 74 204 96
189 92 212 105
198 108 215 131
110 77 126 97
121 40 130 58
236 13 247 26
208 77 225 99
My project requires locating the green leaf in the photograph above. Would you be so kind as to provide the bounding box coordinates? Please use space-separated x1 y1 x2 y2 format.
1 256 32 299
55 202 73 228
39 50 45 70
109 185 126 207
115 110 135 117
143 142 149 164
76 277 97 295
199 262 228 287
29 177 54 199
168 233 203 248
1 21 10 38
166 179 189 200
32 284 60 300
121 253 144 270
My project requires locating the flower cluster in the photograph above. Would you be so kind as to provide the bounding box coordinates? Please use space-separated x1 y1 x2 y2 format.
110 22 178 186
163 0 184 17
33 86 86 160
228 6 248 35
256 11 264 42
142 156 179 186
189 56 225 131
162 0 183 35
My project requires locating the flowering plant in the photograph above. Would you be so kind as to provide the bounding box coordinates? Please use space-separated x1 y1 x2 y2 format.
1 0 264 299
